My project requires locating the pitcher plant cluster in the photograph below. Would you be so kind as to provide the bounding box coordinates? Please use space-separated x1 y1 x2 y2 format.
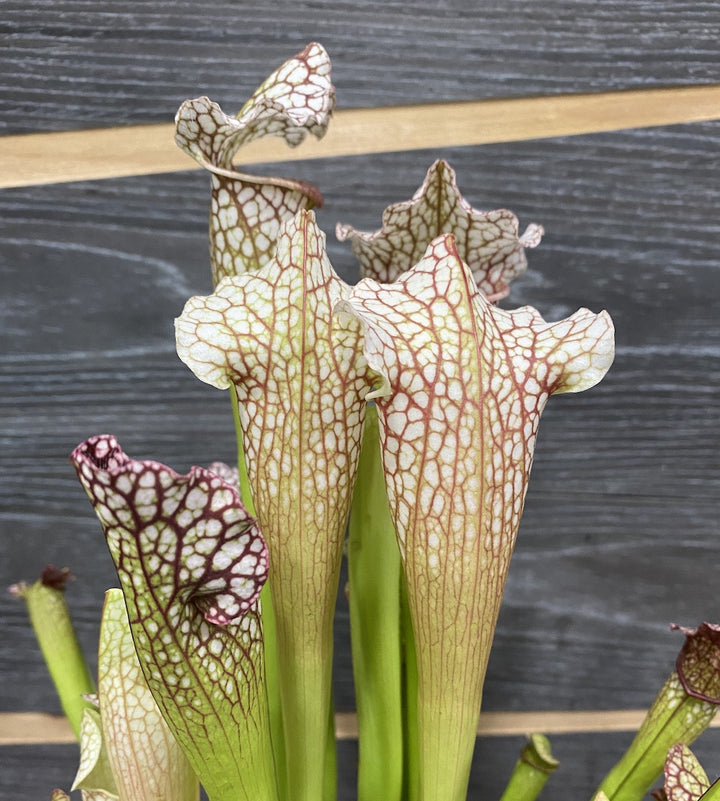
12 43 720 801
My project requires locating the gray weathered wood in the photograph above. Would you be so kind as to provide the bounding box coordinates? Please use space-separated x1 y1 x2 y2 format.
2 123 719 798
2 2 720 790
2 1 720 134
5 730 720 799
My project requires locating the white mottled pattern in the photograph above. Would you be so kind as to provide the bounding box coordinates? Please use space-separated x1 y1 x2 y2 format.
175 211 371 602
663 744 710 801
674 622 720 703
175 43 333 167
176 208 372 797
207 173 323 284
98 589 197 801
174 43 335 285
338 232 614 801
205 460 239 487
70 435 277 801
600 670 718 799
337 159 543 301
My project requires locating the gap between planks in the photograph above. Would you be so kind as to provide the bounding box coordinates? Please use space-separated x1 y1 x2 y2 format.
3 709 720 745
1 84 719 189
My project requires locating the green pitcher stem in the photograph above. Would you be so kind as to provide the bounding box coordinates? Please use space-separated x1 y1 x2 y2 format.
273 604 337 801
401 576 419 801
231 387 256 517
232 389 337 801
596 672 718 801
348 404 404 801
12 570 95 739
498 734 559 801
324 698 338 801
231 388 286 800
261 581 287 801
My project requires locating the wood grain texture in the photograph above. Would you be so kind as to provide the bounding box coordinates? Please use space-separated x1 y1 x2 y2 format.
2 1 720 135
14 707 720 745
2 120 719 799
3 84 720 188
4 731 720 801
3 0 720 789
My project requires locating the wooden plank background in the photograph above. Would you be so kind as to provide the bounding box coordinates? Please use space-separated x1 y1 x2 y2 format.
3 0 720 134
2 2 720 799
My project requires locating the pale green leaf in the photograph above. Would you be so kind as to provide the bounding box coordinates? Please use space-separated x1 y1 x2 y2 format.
98 589 198 801
71 708 118 799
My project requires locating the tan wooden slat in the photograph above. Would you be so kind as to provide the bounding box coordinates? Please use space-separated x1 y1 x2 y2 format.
336 709 720 739
1 84 719 189
0 712 77 745
3 709 719 745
